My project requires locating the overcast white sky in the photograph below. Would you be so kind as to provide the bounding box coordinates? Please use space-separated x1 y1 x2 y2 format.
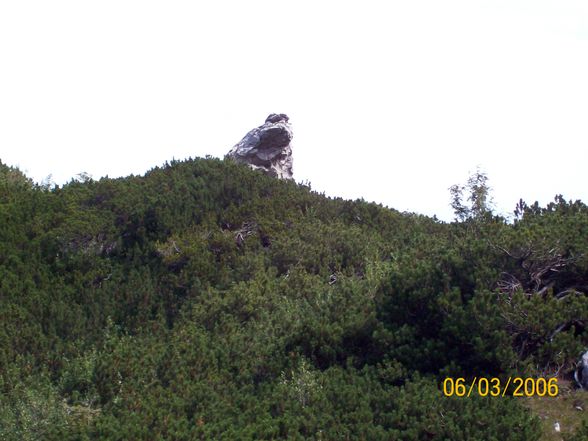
1 1 586 220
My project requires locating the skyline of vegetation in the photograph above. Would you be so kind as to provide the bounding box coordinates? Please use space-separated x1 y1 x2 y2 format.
1 157 586 440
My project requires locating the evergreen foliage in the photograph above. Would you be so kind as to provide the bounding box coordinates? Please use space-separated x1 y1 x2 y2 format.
0 157 586 439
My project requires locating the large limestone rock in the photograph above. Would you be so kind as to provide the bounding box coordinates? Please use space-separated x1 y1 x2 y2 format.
226 113 293 179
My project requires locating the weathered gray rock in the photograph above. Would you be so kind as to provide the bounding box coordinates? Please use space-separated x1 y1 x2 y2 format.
575 350 588 389
226 113 293 179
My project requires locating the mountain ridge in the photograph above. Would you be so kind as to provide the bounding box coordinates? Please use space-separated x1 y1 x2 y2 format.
1 156 587 440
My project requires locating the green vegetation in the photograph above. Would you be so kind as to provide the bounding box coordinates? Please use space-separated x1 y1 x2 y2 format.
1 158 587 439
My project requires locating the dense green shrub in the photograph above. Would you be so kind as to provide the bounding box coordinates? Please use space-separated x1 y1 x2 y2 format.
0 157 586 439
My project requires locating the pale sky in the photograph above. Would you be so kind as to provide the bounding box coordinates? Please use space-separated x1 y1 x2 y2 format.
1 1 586 221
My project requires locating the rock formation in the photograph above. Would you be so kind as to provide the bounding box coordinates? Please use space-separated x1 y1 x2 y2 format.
226 113 293 179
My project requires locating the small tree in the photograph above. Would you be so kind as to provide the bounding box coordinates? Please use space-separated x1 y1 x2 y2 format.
449 168 494 221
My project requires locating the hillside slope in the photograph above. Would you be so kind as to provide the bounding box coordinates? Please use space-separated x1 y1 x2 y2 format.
1 157 587 440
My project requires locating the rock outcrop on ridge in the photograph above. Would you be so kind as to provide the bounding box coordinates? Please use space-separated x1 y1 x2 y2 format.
226 113 293 179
